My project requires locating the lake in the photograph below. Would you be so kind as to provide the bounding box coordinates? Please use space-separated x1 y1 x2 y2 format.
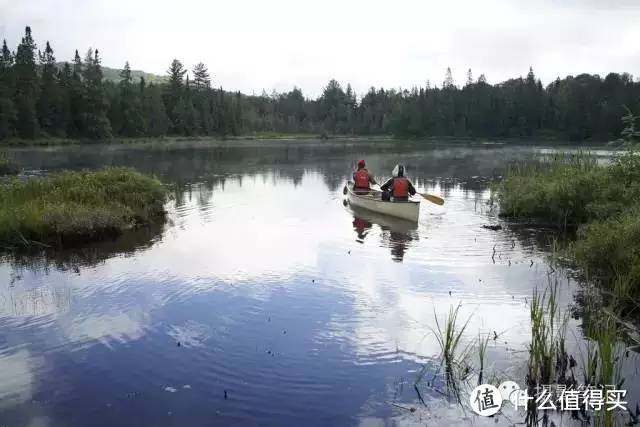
1 140 638 426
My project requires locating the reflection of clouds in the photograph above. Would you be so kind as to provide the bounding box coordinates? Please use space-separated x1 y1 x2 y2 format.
109 172 351 286
65 311 147 350
167 320 212 348
25 416 51 427
0 348 43 408
317 234 559 370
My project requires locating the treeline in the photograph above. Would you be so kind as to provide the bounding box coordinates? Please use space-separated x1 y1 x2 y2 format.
1 26 639 142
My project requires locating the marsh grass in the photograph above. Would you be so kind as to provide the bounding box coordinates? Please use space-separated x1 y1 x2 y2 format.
524 273 632 426
416 305 474 404
0 167 167 247
580 312 626 427
0 151 20 175
476 333 490 386
497 149 640 297
526 279 571 391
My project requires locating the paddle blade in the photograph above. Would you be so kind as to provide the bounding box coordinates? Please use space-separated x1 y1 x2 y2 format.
421 193 444 205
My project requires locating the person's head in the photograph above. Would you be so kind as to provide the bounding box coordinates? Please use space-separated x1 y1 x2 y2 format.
357 159 366 169
392 164 405 177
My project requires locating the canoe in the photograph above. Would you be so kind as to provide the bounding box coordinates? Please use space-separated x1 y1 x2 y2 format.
346 182 420 222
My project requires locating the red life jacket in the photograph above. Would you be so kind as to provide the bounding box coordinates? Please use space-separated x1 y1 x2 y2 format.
393 177 409 197
354 169 370 189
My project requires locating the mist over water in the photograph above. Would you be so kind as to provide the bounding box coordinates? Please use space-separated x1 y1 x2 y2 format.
1 140 638 426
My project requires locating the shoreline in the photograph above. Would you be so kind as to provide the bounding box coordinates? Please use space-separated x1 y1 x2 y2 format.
0 133 617 149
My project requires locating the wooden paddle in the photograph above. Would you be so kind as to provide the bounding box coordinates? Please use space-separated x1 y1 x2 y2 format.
373 183 444 205
420 193 444 205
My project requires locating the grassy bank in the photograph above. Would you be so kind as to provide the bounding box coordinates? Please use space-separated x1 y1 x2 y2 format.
496 149 640 296
0 167 167 247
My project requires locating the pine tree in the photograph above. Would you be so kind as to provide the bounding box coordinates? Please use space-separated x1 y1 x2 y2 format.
443 67 455 89
69 49 85 136
142 83 168 136
13 26 39 138
466 68 473 87
56 62 73 136
118 61 144 136
82 48 111 138
165 59 187 129
37 41 61 135
0 39 14 92
192 62 211 90
0 39 16 139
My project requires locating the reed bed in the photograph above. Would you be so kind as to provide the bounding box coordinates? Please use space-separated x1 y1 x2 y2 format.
0 167 167 247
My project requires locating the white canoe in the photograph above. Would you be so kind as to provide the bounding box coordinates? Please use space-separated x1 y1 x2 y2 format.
346 182 420 222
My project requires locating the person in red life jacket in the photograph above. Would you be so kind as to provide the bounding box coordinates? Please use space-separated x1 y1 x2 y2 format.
352 159 377 192
380 164 417 202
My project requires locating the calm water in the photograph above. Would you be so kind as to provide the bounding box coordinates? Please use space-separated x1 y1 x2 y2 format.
1 140 638 426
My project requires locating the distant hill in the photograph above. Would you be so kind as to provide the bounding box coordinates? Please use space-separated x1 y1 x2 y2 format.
55 63 168 85
101 66 168 84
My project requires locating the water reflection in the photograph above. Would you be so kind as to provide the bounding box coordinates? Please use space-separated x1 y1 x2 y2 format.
1 142 636 427
348 206 419 262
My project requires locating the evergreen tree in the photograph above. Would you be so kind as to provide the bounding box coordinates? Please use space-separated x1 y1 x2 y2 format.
13 26 39 138
466 68 473 87
443 67 455 89
68 50 85 136
0 39 14 93
37 41 62 135
165 59 187 129
118 61 144 136
192 62 211 90
0 39 16 139
56 62 73 136
142 83 168 136
82 48 111 138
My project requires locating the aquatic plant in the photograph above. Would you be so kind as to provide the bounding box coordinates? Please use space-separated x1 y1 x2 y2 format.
497 148 640 297
476 332 490 386
526 279 570 390
425 304 474 403
0 167 167 247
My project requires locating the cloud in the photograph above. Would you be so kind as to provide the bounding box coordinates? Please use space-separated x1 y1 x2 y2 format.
1 0 638 96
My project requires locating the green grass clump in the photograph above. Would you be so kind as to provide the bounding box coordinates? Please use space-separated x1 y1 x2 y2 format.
0 167 167 247
573 209 640 288
498 152 639 228
497 150 640 295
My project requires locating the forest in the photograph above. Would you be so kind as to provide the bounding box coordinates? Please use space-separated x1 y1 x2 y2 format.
1 26 639 142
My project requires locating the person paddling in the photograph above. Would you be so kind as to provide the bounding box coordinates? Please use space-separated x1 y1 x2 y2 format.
352 159 377 193
380 164 417 201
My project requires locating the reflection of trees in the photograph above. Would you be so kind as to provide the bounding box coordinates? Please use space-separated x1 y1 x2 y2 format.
0 286 72 317
11 141 540 191
3 220 165 272
6 141 531 269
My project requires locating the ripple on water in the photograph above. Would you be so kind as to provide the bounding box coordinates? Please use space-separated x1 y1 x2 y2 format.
0 145 635 426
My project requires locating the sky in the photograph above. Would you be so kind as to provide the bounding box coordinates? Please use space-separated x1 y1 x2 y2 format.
1 0 639 97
